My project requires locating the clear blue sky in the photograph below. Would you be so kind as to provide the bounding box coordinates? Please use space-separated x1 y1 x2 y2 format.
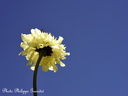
0 0 128 96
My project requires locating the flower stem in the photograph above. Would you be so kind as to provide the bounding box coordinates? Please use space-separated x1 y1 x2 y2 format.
33 50 46 96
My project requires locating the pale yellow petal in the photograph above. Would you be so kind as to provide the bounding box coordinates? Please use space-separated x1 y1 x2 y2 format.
53 65 58 72
60 62 66 67
30 66 35 71
20 42 28 49
26 60 32 65
57 36 63 44
21 34 32 42
42 65 48 72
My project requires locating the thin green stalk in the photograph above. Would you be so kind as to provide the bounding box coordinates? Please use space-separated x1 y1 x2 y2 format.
33 50 46 96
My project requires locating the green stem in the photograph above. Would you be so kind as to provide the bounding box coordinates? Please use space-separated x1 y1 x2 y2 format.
33 50 46 96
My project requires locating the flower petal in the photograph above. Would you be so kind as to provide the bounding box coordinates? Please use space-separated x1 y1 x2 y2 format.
42 65 48 72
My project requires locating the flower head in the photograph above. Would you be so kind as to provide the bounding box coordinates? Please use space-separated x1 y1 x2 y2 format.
19 28 70 72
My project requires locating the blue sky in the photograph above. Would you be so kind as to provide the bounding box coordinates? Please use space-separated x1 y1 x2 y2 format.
0 0 128 96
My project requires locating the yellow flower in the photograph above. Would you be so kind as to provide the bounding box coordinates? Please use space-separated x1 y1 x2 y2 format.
19 28 70 72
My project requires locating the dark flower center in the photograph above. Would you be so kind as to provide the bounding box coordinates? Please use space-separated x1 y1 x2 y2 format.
35 46 53 57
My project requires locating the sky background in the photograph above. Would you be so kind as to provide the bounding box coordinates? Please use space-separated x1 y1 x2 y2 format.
0 0 128 96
